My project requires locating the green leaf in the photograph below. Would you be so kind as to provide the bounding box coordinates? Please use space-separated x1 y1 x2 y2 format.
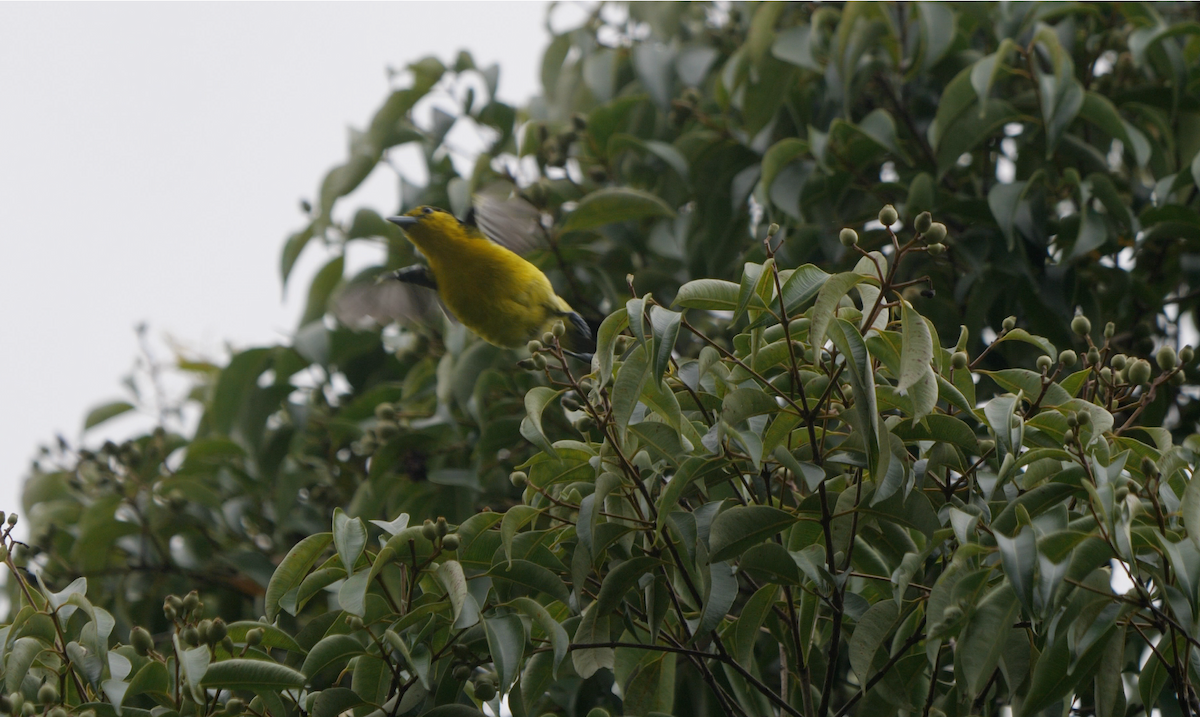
5 637 50 693
656 457 727 537
332 508 366 574
484 613 526 695
762 138 809 192
265 533 332 621
898 301 936 421
935 100 1021 178
697 559 737 637
126 660 170 699
849 600 900 687
709 505 797 562
674 279 752 311
501 505 541 566
83 401 135 431
561 188 675 233
436 560 478 629
733 584 779 665
988 180 1030 251
1078 92 1151 168
612 345 650 439
512 597 570 678
281 223 315 287
595 556 661 615
649 305 681 386
956 582 1019 700
521 387 563 458
489 559 571 607
300 254 344 327
995 526 1036 615
572 605 614 679
302 634 366 679
828 318 881 479
595 307 629 388
809 272 865 353
200 659 306 690
312 688 366 717
969 39 1016 108
917 2 955 70
1183 470 1200 551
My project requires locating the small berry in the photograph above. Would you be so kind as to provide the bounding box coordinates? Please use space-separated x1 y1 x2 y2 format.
1036 355 1052 372
509 470 528 488
1002 316 1016 332
1128 359 1152 386
927 242 946 256
226 698 245 716
838 228 859 247
542 332 556 345
1111 354 1127 370
924 222 947 243
1157 346 1178 371
37 684 58 706
1076 410 1091 426
526 340 543 353
246 628 264 647
914 211 933 233
951 352 969 370
1180 345 1194 363
442 534 460 551
1071 314 1091 336
474 681 497 701
1087 347 1101 366
1104 322 1115 339
374 403 396 421
436 517 449 537
421 520 438 540
1058 349 1077 367
767 222 780 236
878 205 899 226
453 664 472 680
131 626 154 656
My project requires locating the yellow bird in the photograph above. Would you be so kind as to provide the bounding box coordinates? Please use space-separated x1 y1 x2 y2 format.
383 205 593 355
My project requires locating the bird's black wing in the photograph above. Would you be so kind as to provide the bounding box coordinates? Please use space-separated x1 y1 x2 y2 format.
468 185 548 255
333 266 442 328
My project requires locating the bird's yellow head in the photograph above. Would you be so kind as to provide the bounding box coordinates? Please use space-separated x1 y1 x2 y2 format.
387 206 478 255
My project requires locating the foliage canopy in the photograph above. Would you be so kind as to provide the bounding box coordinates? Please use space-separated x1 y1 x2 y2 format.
8 3 1200 717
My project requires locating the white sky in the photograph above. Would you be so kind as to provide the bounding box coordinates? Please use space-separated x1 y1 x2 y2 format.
0 2 563 537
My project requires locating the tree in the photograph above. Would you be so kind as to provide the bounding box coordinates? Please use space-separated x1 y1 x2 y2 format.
7 3 1200 717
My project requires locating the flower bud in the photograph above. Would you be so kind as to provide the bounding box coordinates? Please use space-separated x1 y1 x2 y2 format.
421 520 438 541
1171 370 1186 386
209 618 227 643
542 331 556 345
453 664 473 680
1076 410 1091 426
1064 428 1075 444
1100 367 1112 384
374 403 396 421
914 211 933 233
1181 346 1194 364
1157 345 1178 371
182 627 200 647
509 470 528 488
517 358 537 370
1128 359 1152 386
183 591 200 612
1071 314 1091 336
436 517 449 537
226 698 245 716
442 534 460 551
1111 354 1127 370
1002 316 1016 332
48 709 66 717
1087 347 1101 366
527 340 543 353
838 228 858 247
1036 355 1052 372
1104 322 1115 339
878 205 898 226
246 628 264 647
474 681 496 701
1058 349 1077 367
926 242 946 256
37 683 58 706
951 352 969 370
1067 411 1078 428
198 619 213 644
533 354 548 370
924 222 947 243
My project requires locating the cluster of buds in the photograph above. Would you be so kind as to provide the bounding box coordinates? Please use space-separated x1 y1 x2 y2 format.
421 517 460 551
519 320 568 372
837 207 948 258
162 591 233 653
352 402 404 457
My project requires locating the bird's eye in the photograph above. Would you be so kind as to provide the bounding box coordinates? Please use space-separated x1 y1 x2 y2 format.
422 206 433 215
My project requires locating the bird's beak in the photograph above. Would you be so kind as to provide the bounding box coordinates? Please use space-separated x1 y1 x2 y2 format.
388 216 418 228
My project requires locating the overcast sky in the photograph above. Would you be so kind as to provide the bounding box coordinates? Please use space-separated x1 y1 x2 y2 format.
0 2 564 536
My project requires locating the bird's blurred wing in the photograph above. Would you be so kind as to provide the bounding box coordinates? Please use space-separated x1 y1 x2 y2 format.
333 267 444 328
469 186 548 255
